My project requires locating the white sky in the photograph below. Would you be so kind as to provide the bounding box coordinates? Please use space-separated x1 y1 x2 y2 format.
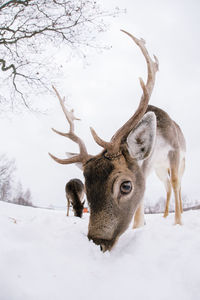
1 0 200 207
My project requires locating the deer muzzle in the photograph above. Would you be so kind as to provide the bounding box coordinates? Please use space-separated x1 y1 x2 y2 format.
87 235 117 252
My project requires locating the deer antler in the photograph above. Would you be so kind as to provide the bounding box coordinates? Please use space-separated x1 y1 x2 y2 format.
90 30 159 157
49 86 91 165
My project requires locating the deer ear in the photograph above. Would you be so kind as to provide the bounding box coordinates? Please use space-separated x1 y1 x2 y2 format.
65 152 83 170
126 112 156 161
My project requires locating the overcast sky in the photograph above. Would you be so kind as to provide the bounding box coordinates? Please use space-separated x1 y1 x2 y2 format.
1 0 200 208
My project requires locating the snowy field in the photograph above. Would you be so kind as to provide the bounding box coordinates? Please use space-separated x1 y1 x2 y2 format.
1 201 200 300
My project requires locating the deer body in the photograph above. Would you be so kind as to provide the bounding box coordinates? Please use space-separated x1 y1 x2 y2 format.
49 30 186 251
65 178 85 218
132 105 186 228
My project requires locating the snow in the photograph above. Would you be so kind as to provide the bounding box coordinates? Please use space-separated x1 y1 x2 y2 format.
1 201 200 300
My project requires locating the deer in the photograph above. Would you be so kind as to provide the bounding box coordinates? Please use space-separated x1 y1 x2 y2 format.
49 30 186 252
65 178 85 218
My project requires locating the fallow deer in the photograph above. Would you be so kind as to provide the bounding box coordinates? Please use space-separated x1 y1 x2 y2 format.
49 30 186 252
65 178 85 218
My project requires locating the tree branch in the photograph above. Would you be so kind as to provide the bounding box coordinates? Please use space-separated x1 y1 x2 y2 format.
0 0 29 11
0 0 123 110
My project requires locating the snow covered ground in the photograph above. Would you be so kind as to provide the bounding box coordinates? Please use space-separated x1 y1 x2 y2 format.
1 201 200 300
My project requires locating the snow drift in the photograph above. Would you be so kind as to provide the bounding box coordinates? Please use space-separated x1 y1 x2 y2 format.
0 201 200 300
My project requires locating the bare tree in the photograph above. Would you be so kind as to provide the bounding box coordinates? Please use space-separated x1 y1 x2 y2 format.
0 154 33 206
23 188 32 206
0 0 121 110
12 183 33 206
0 154 16 202
0 178 12 202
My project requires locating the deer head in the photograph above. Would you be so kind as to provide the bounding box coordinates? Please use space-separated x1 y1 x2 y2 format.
49 30 159 252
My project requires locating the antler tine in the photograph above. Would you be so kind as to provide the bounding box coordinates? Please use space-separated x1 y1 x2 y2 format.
110 30 159 145
110 77 149 147
90 127 113 150
48 152 84 165
52 85 80 133
90 30 159 155
120 30 159 97
49 86 91 165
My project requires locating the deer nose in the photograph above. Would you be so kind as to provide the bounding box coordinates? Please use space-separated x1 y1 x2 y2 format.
87 235 114 252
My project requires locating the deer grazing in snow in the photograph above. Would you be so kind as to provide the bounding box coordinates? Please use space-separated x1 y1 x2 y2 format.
49 30 186 252
65 178 85 218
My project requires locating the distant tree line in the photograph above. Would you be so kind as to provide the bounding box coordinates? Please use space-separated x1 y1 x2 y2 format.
1 153 199 211
0 154 33 206
145 197 200 214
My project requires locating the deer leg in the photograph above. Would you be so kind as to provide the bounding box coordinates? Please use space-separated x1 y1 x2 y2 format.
171 173 182 225
179 158 185 214
133 199 145 229
155 167 172 218
133 159 154 229
179 188 183 213
169 151 182 225
67 197 70 216
163 179 172 218
132 159 155 229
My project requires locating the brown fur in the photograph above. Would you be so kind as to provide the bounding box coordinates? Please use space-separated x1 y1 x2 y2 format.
85 105 186 250
85 149 145 251
49 33 185 251
136 105 186 226
65 179 85 218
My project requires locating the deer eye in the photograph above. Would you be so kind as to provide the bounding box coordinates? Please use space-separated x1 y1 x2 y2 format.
120 181 132 194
